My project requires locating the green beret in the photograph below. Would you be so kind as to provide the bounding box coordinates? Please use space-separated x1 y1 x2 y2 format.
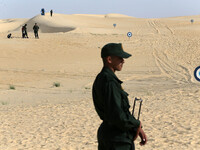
101 43 132 58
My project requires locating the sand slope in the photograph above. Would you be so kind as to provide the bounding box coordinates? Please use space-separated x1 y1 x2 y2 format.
0 13 200 150
0 18 28 33
2 13 139 34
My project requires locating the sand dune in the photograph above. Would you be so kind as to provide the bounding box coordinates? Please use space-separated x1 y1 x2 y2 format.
12 14 76 33
2 13 140 34
0 13 200 150
0 18 28 33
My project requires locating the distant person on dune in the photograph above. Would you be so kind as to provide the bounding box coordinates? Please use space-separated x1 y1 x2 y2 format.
50 9 53 17
7 33 12 39
22 24 28 38
41 8 45 15
33 23 39 39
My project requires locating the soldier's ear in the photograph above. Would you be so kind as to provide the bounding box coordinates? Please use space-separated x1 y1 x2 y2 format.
106 56 112 64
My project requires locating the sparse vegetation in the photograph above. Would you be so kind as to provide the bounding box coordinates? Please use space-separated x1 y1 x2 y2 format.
9 85 15 90
1 101 8 105
85 87 91 90
53 82 60 87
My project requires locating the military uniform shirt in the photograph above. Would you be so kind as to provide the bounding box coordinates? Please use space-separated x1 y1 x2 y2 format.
92 67 140 144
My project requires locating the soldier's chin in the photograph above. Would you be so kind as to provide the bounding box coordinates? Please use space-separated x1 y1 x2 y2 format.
117 66 123 71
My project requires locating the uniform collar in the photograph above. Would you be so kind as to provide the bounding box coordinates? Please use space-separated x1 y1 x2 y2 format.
102 67 123 84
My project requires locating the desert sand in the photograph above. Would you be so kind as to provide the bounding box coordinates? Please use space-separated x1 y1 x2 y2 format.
0 13 200 150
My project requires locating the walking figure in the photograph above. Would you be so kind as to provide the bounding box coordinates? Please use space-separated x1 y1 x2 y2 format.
22 24 28 38
33 23 39 39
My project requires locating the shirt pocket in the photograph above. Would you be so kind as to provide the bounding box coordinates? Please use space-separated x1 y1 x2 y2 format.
121 90 130 111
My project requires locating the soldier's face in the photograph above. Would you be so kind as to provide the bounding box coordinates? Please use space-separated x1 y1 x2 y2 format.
110 56 124 72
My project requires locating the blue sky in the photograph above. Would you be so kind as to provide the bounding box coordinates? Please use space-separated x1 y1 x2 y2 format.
0 0 200 19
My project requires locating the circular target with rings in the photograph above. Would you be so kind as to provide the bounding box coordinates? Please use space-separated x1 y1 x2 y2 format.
194 66 200 82
127 32 132 38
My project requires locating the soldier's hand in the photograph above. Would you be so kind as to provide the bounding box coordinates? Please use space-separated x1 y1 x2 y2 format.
138 128 147 146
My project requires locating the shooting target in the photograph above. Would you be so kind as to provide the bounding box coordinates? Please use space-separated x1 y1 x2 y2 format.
127 32 132 38
194 66 200 81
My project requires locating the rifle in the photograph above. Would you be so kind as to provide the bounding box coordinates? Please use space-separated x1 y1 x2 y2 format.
132 98 147 143
132 97 143 120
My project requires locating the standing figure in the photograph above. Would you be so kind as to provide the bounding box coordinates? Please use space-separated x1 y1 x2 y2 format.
50 9 53 17
92 43 147 150
33 23 39 39
22 24 28 38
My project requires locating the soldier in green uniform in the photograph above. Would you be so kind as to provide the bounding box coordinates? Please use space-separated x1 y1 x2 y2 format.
92 43 147 150
33 23 39 39
22 24 28 38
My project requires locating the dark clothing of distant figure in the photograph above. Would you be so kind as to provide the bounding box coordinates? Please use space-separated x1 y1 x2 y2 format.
33 24 39 39
50 10 53 17
7 33 12 38
22 25 28 38
41 8 45 15
92 67 140 150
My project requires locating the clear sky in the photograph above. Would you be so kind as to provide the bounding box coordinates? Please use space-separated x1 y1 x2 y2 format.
0 0 200 19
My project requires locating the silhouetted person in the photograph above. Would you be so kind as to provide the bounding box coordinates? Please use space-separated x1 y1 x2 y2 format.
33 23 39 39
50 9 53 17
7 33 12 39
41 8 45 15
22 24 28 38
